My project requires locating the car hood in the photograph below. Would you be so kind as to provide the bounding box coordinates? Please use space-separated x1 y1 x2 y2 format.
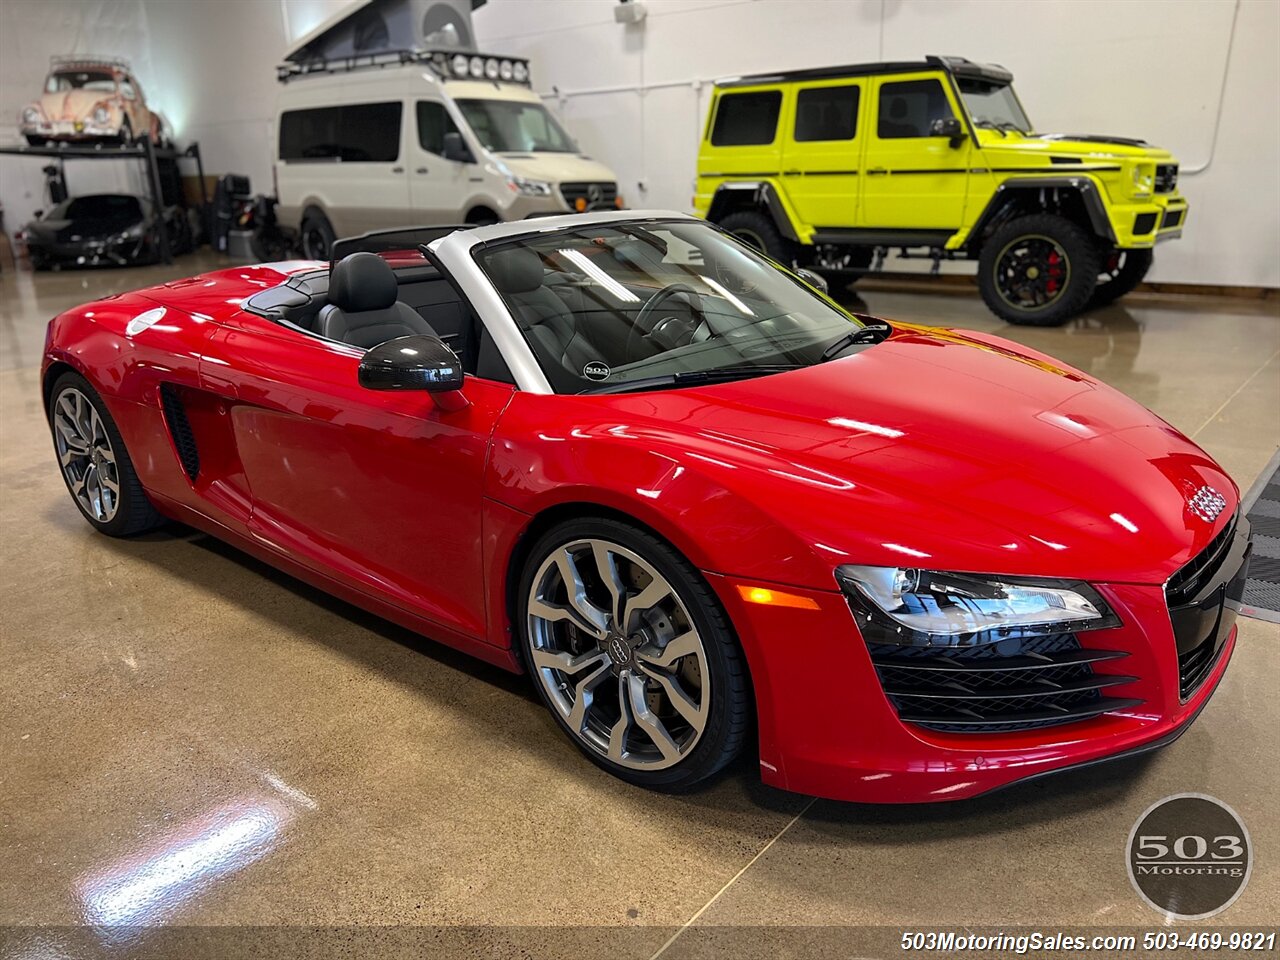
496 152 618 186
598 325 1235 585
35 89 114 121
977 130 1175 162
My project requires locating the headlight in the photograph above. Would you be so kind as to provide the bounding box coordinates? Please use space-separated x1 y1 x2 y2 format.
451 53 469 78
512 61 529 84
22 106 40 124
469 56 484 79
835 564 1119 645
1131 164 1154 195
484 57 500 80
112 223 146 243
93 105 111 125
508 176 553 197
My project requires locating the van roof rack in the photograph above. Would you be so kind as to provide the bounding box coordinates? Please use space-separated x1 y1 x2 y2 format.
276 48 531 86
49 54 133 72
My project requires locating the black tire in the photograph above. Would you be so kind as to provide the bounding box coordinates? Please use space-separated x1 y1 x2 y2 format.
48 371 163 537
517 517 750 791
116 119 133 146
978 214 1101 326
1090 248 1153 308
250 231 292 263
716 209 793 266
300 211 336 260
25 134 47 147
466 208 500 227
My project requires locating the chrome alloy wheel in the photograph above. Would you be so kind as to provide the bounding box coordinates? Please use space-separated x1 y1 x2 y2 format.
53 387 120 523
527 538 710 771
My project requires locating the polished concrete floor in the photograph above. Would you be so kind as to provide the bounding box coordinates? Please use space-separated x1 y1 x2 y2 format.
1 253 1278 958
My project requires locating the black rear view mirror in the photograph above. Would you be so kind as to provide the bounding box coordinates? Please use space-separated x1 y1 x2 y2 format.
930 117 966 147
358 335 468 411
442 132 474 164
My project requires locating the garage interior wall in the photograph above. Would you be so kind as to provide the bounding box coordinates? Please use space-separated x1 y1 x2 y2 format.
1 0 1277 289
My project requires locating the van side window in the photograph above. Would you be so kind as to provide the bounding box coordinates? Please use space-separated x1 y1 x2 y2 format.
710 91 782 147
417 101 461 155
877 79 954 139
279 102 402 162
794 85 859 142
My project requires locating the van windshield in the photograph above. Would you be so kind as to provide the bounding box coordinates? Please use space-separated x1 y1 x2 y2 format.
456 99 577 153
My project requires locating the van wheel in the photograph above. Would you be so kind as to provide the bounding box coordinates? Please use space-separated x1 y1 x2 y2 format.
301 212 336 260
978 214 1100 326
717 209 793 267
1090 248 1153 308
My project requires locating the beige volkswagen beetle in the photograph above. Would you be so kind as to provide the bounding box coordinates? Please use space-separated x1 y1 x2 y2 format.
19 56 167 147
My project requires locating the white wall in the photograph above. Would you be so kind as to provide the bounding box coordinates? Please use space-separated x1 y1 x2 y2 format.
2 0 1277 288
470 0 1280 288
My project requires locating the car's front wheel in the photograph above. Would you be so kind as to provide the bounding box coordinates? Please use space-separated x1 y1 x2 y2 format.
518 518 749 791
717 209 793 267
49 372 162 536
301 211 336 260
1090 248 1153 308
978 214 1100 325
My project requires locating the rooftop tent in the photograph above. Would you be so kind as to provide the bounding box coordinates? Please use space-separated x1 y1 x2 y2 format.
284 0 489 64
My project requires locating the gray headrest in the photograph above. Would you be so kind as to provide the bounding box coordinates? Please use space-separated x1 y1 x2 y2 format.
330 252 398 312
487 247 544 294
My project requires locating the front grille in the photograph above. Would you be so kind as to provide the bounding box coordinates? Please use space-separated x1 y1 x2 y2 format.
159 384 200 481
1166 517 1236 607
559 181 618 210
1155 163 1178 193
867 633 1141 733
1161 208 1184 229
1177 633 1220 699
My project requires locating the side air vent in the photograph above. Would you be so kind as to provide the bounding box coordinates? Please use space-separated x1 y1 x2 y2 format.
159 384 200 481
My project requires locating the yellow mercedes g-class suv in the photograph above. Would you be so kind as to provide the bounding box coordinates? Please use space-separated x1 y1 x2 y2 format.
694 56 1187 325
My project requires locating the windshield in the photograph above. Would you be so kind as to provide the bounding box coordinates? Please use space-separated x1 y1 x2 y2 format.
46 195 143 221
475 220 871 394
957 79 1032 134
46 71 116 94
456 99 577 153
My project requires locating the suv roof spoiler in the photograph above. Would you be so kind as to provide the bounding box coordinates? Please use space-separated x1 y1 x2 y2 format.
276 48 531 85
49 54 132 72
715 54 1012 88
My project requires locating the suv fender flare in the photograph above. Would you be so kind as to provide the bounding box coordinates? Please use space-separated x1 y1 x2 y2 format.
967 176 1115 249
706 181 799 242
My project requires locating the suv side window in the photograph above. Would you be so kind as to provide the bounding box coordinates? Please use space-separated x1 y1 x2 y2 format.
417 101 460 155
710 91 782 146
120 77 138 101
877 79 953 139
794 85 859 142
279 102 402 162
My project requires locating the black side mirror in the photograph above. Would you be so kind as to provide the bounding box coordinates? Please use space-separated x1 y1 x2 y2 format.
795 268 829 295
442 131 474 164
930 117 965 147
358 335 468 410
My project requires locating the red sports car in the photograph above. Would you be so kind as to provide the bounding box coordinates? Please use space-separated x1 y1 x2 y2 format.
42 211 1250 802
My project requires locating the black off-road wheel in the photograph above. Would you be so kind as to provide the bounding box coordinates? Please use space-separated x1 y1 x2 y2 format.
301 211 336 260
717 209 794 267
978 214 1101 326
48 371 163 537
807 244 874 290
517 517 750 792
1090 248 1153 308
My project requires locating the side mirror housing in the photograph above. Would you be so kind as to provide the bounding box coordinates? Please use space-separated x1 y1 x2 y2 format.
795 268 829 295
358 335 468 410
930 116 966 147
442 131 474 164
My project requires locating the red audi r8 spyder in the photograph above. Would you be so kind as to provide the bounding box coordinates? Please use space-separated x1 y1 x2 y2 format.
42 211 1250 803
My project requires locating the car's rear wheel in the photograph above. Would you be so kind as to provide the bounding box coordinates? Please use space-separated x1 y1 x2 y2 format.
807 244 874 290
301 211 336 260
49 372 162 537
978 214 1100 326
717 209 793 267
1090 248 1153 308
518 518 749 791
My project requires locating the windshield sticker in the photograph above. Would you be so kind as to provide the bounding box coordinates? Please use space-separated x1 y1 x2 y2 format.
583 361 611 381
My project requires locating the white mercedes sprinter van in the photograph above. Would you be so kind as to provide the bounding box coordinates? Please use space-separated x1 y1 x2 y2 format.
275 51 622 259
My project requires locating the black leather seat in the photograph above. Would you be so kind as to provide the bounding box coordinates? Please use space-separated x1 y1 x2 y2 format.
486 247 606 373
318 252 437 348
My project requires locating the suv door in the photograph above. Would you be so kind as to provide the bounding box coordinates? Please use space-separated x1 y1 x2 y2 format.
408 99 474 223
780 80 864 229
860 73 972 230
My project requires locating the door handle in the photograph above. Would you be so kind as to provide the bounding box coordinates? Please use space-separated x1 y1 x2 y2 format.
415 167 429 175
391 166 404 173
783 169 801 176
867 168 888 176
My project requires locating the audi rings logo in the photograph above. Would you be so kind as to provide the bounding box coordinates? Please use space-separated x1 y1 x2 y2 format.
1127 793 1252 919
1187 485 1227 523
